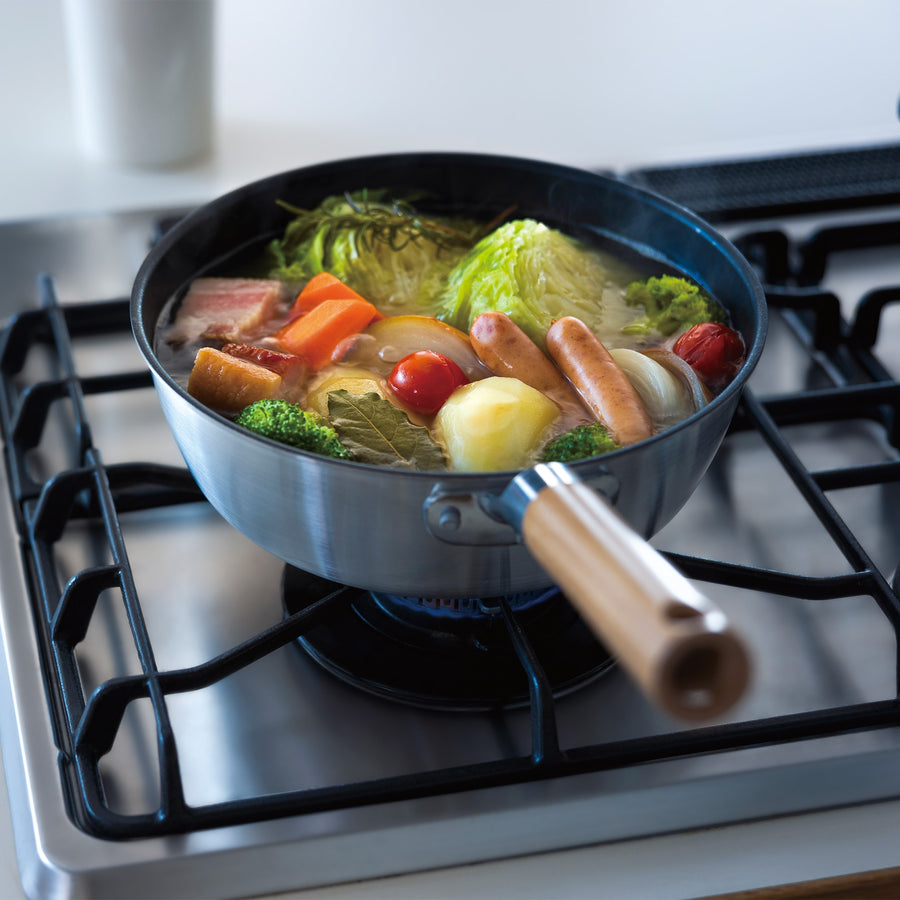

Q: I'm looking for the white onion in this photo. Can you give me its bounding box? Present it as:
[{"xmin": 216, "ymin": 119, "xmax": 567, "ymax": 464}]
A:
[
  {"xmin": 643, "ymin": 349, "xmax": 712, "ymax": 413},
  {"xmin": 609, "ymin": 348, "xmax": 697, "ymax": 428},
  {"xmin": 343, "ymin": 315, "xmax": 491, "ymax": 380}
]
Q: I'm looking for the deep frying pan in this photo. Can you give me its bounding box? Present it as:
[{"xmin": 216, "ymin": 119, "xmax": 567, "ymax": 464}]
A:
[{"xmin": 132, "ymin": 152, "xmax": 767, "ymax": 721}]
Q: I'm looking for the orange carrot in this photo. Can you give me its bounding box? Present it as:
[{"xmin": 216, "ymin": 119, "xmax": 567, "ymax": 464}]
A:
[
  {"xmin": 288, "ymin": 272, "xmax": 368, "ymax": 318},
  {"xmin": 276, "ymin": 298, "xmax": 380, "ymax": 370}
]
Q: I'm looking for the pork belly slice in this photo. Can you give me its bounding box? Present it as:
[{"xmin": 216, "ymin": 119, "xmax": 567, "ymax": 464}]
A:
[
  {"xmin": 187, "ymin": 346, "xmax": 285, "ymax": 413},
  {"xmin": 166, "ymin": 278, "xmax": 284, "ymax": 344}
]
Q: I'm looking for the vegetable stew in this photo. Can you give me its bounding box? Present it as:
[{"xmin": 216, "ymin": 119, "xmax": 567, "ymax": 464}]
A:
[{"xmin": 158, "ymin": 190, "xmax": 745, "ymax": 472}]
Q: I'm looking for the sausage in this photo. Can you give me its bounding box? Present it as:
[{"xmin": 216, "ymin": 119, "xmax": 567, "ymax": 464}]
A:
[
  {"xmin": 545, "ymin": 316, "xmax": 654, "ymax": 446},
  {"xmin": 470, "ymin": 312, "xmax": 589, "ymax": 417}
]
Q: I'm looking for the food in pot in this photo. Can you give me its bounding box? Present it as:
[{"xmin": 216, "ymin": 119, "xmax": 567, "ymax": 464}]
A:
[
  {"xmin": 540, "ymin": 422, "xmax": 620, "ymax": 463},
  {"xmin": 469, "ymin": 310, "xmax": 587, "ymax": 421},
  {"xmin": 267, "ymin": 191, "xmax": 487, "ymax": 312},
  {"xmin": 166, "ymin": 277, "xmax": 283, "ymax": 344},
  {"xmin": 434, "ymin": 377, "xmax": 561, "ymax": 471},
  {"xmin": 434, "ymin": 218, "xmax": 638, "ymax": 350},
  {"xmin": 304, "ymin": 367, "xmax": 387, "ymax": 419},
  {"xmin": 672, "ymin": 322, "xmax": 746, "ymax": 389},
  {"xmin": 186, "ymin": 345, "xmax": 305, "ymax": 413},
  {"xmin": 387, "ymin": 351, "xmax": 469, "ymax": 415},
  {"xmin": 546, "ymin": 316, "xmax": 654, "ymax": 447},
  {"xmin": 235, "ymin": 399, "xmax": 350, "ymax": 459},
  {"xmin": 347, "ymin": 315, "xmax": 490, "ymax": 381},
  {"xmin": 327, "ymin": 389, "xmax": 446, "ymax": 470},
  {"xmin": 622, "ymin": 274, "xmax": 727, "ymax": 338},
  {"xmin": 160, "ymin": 191, "xmax": 746, "ymax": 472},
  {"xmin": 607, "ymin": 349, "xmax": 704, "ymax": 430},
  {"xmin": 275, "ymin": 295, "xmax": 382, "ymax": 370}
]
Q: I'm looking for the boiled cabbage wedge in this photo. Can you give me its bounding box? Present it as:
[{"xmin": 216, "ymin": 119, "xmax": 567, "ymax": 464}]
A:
[
  {"xmin": 267, "ymin": 192, "xmax": 484, "ymax": 314},
  {"xmin": 433, "ymin": 219, "xmax": 641, "ymax": 350}
]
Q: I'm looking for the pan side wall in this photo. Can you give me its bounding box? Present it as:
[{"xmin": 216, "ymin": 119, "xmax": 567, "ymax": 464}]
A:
[{"xmin": 152, "ymin": 371, "xmax": 737, "ymax": 599}]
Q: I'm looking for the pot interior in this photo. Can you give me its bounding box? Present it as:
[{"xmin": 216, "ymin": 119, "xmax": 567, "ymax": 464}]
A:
[{"xmin": 136, "ymin": 152, "xmax": 766, "ymax": 381}]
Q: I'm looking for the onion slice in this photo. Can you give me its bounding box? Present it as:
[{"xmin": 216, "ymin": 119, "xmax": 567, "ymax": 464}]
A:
[
  {"xmin": 609, "ymin": 348, "xmax": 707, "ymax": 430},
  {"xmin": 343, "ymin": 315, "xmax": 491, "ymax": 381},
  {"xmin": 642, "ymin": 349, "xmax": 712, "ymax": 412}
]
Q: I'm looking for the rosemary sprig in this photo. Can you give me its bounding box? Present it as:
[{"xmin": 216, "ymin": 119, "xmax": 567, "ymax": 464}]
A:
[{"xmin": 273, "ymin": 191, "xmax": 514, "ymax": 257}]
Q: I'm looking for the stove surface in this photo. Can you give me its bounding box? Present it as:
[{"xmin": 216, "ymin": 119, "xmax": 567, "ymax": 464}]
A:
[{"xmin": 3, "ymin": 161, "xmax": 900, "ymax": 898}]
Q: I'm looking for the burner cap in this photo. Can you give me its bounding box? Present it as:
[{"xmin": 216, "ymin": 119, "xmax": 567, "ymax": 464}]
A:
[{"xmin": 281, "ymin": 566, "xmax": 615, "ymax": 711}]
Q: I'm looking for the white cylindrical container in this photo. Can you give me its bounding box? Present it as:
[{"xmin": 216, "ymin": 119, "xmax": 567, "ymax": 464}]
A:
[{"xmin": 63, "ymin": 0, "xmax": 214, "ymax": 167}]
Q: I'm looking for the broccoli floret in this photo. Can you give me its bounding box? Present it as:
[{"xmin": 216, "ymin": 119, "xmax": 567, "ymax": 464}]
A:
[
  {"xmin": 234, "ymin": 399, "xmax": 351, "ymax": 459},
  {"xmin": 622, "ymin": 275, "xmax": 726, "ymax": 338},
  {"xmin": 540, "ymin": 422, "xmax": 620, "ymax": 463}
]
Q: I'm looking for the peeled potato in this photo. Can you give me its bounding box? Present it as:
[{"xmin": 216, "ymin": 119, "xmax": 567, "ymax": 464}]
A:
[
  {"xmin": 304, "ymin": 366, "xmax": 387, "ymax": 418},
  {"xmin": 435, "ymin": 376, "xmax": 559, "ymax": 472}
]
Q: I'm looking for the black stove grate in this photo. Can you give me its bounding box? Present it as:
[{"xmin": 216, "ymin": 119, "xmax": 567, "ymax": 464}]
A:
[
  {"xmin": 625, "ymin": 142, "xmax": 900, "ymax": 222},
  {"xmin": 4, "ymin": 212, "xmax": 900, "ymax": 840}
]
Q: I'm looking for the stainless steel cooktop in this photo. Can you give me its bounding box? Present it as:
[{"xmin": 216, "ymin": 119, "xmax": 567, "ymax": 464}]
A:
[{"xmin": 3, "ymin": 161, "xmax": 900, "ymax": 898}]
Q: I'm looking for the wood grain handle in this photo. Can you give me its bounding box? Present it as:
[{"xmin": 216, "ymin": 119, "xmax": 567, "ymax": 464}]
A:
[{"xmin": 511, "ymin": 467, "xmax": 750, "ymax": 721}]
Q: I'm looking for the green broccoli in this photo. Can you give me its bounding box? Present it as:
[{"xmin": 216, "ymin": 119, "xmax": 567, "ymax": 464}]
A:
[
  {"xmin": 622, "ymin": 275, "xmax": 726, "ymax": 338},
  {"xmin": 234, "ymin": 399, "xmax": 351, "ymax": 459},
  {"xmin": 540, "ymin": 422, "xmax": 620, "ymax": 463}
]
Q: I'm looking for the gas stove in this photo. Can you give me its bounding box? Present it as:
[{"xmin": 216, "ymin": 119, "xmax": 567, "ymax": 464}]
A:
[{"xmin": 3, "ymin": 146, "xmax": 900, "ymax": 898}]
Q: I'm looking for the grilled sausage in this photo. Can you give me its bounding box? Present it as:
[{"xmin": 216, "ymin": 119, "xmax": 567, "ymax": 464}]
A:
[
  {"xmin": 546, "ymin": 316, "xmax": 654, "ymax": 446},
  {"xmin": 470, "ymin": 312, "xmax": 589, "ymax": 418}
]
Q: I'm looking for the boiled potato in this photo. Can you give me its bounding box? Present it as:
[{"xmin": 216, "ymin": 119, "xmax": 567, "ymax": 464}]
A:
[
  {"xmin": 304, "ymin": 367, "xmax": 386, "ymax": 418},
  {"xmin": 435, "ymin": 376, "xmax": 559, "ymax": 472}
]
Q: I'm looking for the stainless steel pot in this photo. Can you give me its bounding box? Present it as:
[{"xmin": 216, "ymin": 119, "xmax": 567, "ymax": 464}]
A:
[{"xmin": 132, "ymin": 152, "xmax": 767, "ymax": 720}]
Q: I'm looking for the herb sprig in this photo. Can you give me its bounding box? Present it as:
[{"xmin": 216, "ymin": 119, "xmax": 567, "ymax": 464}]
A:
[{"xmin": 274, "ymin": 191, "xmax": 484, "ymax": 257}]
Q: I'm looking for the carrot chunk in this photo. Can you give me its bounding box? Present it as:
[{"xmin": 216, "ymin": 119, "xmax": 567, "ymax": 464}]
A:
[
  {"xmin": 276, "ymin": 298, "xmax": 380, "ymax": 370},
  {"xmin": 288, "ymin": 272, "xmax": 369, "ymax": 318}
]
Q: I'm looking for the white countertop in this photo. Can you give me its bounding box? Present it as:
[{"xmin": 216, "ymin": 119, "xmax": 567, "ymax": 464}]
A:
[{"xmin": 3, "ymin": 1, "xmax": 900, "ymax": 897}]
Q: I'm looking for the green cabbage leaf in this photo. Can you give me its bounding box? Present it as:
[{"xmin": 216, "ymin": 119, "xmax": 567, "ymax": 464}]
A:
[
  {"xmin": 433, "ymin": 219, "xmax": 620, "ymax": 350},
  {"xmin": 267, "ymin": 192, "xmax": 483, "ymax": 314}
]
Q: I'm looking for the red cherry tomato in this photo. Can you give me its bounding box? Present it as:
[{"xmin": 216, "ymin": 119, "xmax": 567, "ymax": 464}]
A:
[
  {"xmin": 672, "ymin": 323, "xmax": 745, "ymax": 388},
  {"xmin": 388, "ymin": 351, "xmax": 469, "ymax": 414}
]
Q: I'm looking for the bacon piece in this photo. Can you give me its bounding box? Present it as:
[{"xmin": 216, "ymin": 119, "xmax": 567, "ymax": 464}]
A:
[
  {"xmin": 220, "ymin": 343, "xmax": 307, "ymax": 399},
  {"xmin": 166, "ymin": 278, "xmax": 283, "ymax": 344}
]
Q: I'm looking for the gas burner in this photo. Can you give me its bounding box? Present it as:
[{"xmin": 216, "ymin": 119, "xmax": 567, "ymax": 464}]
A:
[{"xmin": 281, "ymin": 566, "xmax": 615, "ymax": 710}]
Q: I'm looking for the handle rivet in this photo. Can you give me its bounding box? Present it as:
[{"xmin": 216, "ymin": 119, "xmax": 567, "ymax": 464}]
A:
[{"xmin": 438, "ymin": 506, "xmax": 462, "ymax": 531}]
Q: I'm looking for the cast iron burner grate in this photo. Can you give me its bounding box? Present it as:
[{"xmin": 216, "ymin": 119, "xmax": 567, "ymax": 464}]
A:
[
  {"xmin": 625, "ymin": 142, "xmax": 900, "ymax": 222},
  {"xmin": 282, "ymin": 568, "xmax": 614, "ymax": 710},
  {"xmin": 4, "ymin": 155, "xmax": 900, "ymax": 841}
]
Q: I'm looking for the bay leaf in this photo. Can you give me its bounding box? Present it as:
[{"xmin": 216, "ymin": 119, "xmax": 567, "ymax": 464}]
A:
[{"xmin": 327, "ymin": 390, "xmax": 446, "ymax": 471}]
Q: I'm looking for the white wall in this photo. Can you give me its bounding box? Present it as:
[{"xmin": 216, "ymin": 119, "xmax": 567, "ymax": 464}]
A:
[
  {"xmin": 215, "ymin": 0, "xmax": 900, "ymax": 167},
  {"xmin": 1, "ymin": 0, "xmax": 899, "ymax": 220}
]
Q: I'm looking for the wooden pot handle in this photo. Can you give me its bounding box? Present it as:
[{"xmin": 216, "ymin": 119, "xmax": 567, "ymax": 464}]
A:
[{"xmin": 498, "ymin": 463, "xmax": 750, "ymax": 722}]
